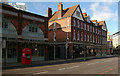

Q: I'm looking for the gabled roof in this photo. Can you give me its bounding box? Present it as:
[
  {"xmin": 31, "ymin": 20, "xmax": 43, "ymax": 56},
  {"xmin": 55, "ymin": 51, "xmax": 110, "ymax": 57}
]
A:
[
  {"xmin": 49, "ymin": 4, "xmax": 79, "ymax": 21},
  {"xmin": 98, "ymin": 21, "xmax": 105, "ymax": 26}
]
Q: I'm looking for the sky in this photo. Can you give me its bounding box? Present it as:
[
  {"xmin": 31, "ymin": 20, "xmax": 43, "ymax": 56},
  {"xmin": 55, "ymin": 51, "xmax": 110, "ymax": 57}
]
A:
[{"xmin": 10, "ymin": 2, "xmax": 118, "ymax": 35}]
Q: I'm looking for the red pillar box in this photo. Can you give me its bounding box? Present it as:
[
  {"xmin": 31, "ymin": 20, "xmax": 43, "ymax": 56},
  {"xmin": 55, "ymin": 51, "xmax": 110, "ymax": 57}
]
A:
[{"xmin": 22, "ymin": 48, "xmax": 31, "ymax": 64}]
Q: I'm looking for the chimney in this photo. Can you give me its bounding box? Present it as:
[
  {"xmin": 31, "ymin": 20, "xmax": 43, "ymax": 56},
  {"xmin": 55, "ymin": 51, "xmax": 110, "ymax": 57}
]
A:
[
  {"xmin": 58, "ymin": 2, "xmax": 63, "ymax": 19},
  {"xmin": 47, "ymin": 7, "xmax": 52, "ymax": 19}
]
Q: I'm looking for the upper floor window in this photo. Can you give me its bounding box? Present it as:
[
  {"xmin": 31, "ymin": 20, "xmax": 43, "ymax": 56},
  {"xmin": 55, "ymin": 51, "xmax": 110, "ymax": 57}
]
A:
[
  {"xmin": 67, "ymin": 31, "xmax": 69, "ymax": 40},
  {"xmin": 90, "ymin": 35, "xmax": 92, "ymax": 42},
  {"xmin": 77, "ymin": 20, "xmax": 79, "ymax": 28},
  {"xmin": 2, "ymin": 22, "xmax": 8, "ymax": 28},
  {"xmin": 54, "ymin": 22, "xmax": 56, "ymax": 29},
  {"xmin": 81, "ymin": 21, "xmax": 83, "ymax": 29},
  {"xmin": 73, "ymin": 18, "xmax": 75, "ymax": 26},
  {"xmin": 93, "ymin": 35, "xmax": 94, "ymax": 43},
  {"xmin": 81, "ymin": 32, "xmax": 83, "ymax": 41},
  {"xmin": 93, "ymin": 27, "xmax": 94, "ymax": 32},
  {"xmin": 84, "ymin": 23, "xmax": 86, "ymax": 30},
  {"xmin": 73, "ymin": 30, "xmax": 76, "ymax": 40},
  {"xmin": 87, "ymin": 24, "xmax": 89, "ymax": 31},
  {"xmin": 54, "ymin": 32, "xmax": 56, "ymax": 41},
  {"xmin": 67, "ymin": 18, "xmax": 69, "ymax": 26},
  {"xmin": 98, "ymin": 29, "xmax": 99, "ymax": 34},
  {"xmin": 77, "ymin": 31, "xmax": 79, "ymax": 40},
  {"xmin": 96, "ymin": 28, "xmax": 97, "ymax": 34},
  {"xmin": 87, "ymin": 34, "xmax": 89, "ymax": 42},
  {"xmin": 90, "ymin": 26, "xmax": 92, "ymax": 32},
  {"xmin": 29, "ymin": 26, "xmax": 38, "ymax": 32},
  {"xmin": 84, "ymin": 33, "xmax": 86, "ymax": 41},
  {"xmin": 76, "ymin": 11, "xmax": 80, "ymax": 17}
]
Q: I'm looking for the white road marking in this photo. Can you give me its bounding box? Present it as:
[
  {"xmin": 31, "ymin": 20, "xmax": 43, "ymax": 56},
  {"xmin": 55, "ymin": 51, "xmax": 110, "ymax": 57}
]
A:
[
  {"xmin": 34, "ymin": 71, "xmax": 48, "ymax": 74},
  {"xmin": 88, "ymin": 62, "xmax": 99, "ymax": 65},
  {"xmin": 58, "ymin": 65, "xmax": 80, "ymax": 71}
]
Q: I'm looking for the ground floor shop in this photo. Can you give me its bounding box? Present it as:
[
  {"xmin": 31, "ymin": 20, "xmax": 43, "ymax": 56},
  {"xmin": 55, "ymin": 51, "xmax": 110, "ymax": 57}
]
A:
[
  {"xmin": 2, "ymin": 40, "xmax": 48, "ymax": 63},
  {"xmin": 48, "ymin": 42, "xmax": 108, "ymax": 60}
]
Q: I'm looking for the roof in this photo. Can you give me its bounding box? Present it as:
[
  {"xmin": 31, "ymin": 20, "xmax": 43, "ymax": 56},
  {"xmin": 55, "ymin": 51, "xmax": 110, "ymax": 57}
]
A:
[
  {"xmin": 98, "ymin": 21, "xmax": 105, "ymax": 26},
  {"xmin": 84, "ymin": 16, "xmax": 89, "ymax": 18},
  {"xmin": 49, "ymin": 4, "xmax": 79, "ymax": 21},
  {"xmin": 82, "ymin": 13, "xmax": 87, "ymax": 16},
  {"xmin": 91, "ymin": 20, "xmax": 97, "ymax": 22}
]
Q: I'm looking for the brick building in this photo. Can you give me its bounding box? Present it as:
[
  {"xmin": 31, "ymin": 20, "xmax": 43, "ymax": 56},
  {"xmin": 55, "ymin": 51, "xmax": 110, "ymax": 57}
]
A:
[
  {"xmin": 1, "ymin": 3, "xmax": 49, "ymax": 63},
  {"xmin": 48, "ymin": 2, "xmax": 107, "ymax": 60}
]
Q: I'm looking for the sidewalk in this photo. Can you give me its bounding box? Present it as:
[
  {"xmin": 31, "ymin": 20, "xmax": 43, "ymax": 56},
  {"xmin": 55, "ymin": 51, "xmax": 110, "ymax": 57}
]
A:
[{"xmin": 2, "ymin": 55, "xmax": 117, "ymax": 70}]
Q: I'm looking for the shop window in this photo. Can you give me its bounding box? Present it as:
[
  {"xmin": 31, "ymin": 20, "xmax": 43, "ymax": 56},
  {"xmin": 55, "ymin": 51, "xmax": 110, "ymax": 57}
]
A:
[
  {"xmin": 2, "ymin": 22, "xmax": 8, "ymax": 28},
  {"xmin": 7, "ymin": 48, "xmax": 17, "ymax": 58}
]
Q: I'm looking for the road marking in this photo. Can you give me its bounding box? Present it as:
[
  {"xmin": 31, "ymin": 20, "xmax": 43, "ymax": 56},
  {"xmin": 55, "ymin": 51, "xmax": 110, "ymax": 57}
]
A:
[
  {"xmin": 88, "ymin": 62, "xmax": 99, "ymax": 65},
  {"xmin": 58, "ymin": 68, "xmax": 66, "ymax": 71},
  {"xmin": 34, "ymin": 71, "xmax": 48, "ymax": 74},
  {"xmin": 58, "ymin": 65, "xmax": 80, "ymax": 71}
]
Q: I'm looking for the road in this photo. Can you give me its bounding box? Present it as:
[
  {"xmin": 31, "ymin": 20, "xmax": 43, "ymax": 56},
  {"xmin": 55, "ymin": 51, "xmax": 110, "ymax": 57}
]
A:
[{"xmin": 2, "ymin": 57, "xmax": 118, "ymax": 76}]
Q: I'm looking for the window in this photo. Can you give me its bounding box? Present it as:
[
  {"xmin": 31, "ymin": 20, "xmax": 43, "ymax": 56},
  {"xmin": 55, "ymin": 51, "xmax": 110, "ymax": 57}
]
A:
[
  {"xmin": 54, "ymin": 22, "xmax": 56, "ymax": 29},
  {"xmin": 77, "ymin": 20, "xmax": 79, "ymax": 28},
  {"xmin": 2, "ymin": 22, "xmax": 8, "ymax": 28},
  {"xmin": 98, "ymin": 37, "xmax": 99, "ymax": 43},
  {"xmin": 98, "ymin": 29, "xmax": 99, "ymax": 34},
  {"xmin": 35, "ymin": 28, "xmax": 37, "ymax": 32},
  {"xmin": 54, "ymin": 32, "xmax": 56, "ymax": 41},
  {"xmin": 87, "ymin": 24, "xmax": 89, "ymax": 31},
  {"xmin": 93, "ymin": 27, "xmax": 94, "ymax": 32},
  {"xmin": 90, "ymin": 35, "xmax": 92, "ymax": 42},
  {"xmin": 73, "ymin": 30, "xmax": 76, "ymax": 40},
  {"xmin": 93, "ymin": 35, "xmax": 94, "ymax": 43},
  {"xmin": 77, "ymin": 31, "xmax": 79, "ymax": 40},
  {"xmin": 67, "ymin": 18, "xmax": 69, "ymax": 26},
  {"xmin": 96, "ymin": 28, "xmax": 97, "ymax": 33},
  {"xmin": 32, "ymin": 27, "xmax": 34, "ymax": 32},
  {"xmin": 29, "ymin": 27, "xmax": 31, "ymax": 32},
  {"xmin": 84, "ymin": 23, "xmax": 86, "ymax": 30},
  {"xmin": 81, "ymin": 21, "xmax": 83, "ymax": 29},
  {"xmin": 76, "ymin": 11, "xmax": 80, "ymax": 17},
  {"xmin": 84, "ymin": 33, "xmax": 86, "ymax": 41},
  {"xmin": 81, "ymin": 32, "xmax": 83, "ymax": 41},
  {"xmin": 87, "ymin": 35, "xmax": 89, "ymax": 42},
  {"xmin": 100, "ymin": 29, "xmax": 101, "ymax": 35},
  {"xmin": 73, "ymin": 18, "xmax": 75, "ymax": 26},
  {"xmin": 96, "ymin": 36, "xmax": 97, "ymax": 43},
  {"xmin": 67, "ymin": 31, "xmax": 69, "ymax": 40},
  {"xmin": 90, "ymin": 26, "xmax": 92, "ymax": 32}
]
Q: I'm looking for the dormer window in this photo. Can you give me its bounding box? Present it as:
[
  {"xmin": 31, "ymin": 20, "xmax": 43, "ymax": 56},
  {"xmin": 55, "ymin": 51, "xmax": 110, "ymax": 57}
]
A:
[{"xmin": 76, "ymin": 11, "xmax": 80, "ymax": 17}]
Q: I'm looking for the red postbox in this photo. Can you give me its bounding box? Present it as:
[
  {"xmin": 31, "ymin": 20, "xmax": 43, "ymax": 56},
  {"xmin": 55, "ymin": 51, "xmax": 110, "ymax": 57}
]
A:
[{"xmin": 22, "ymin": 48, "xmax": 31, "ymax": 64}]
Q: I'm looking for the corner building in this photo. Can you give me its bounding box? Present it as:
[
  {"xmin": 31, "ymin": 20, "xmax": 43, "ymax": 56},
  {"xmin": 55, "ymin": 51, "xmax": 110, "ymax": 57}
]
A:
[
  {"xmin": 48, "ymin": 2, "xmax": 107, "ymax": 59},
  {"xmin": 1, "ymin": 3, "xmax": 49, "ymax": 63}
]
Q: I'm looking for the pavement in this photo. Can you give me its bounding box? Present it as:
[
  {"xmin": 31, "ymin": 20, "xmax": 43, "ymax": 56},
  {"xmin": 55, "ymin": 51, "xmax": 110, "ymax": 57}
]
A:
[
  {"xmin": 2, "ymin": 56, "xmax": 119, "ymax": 76},
  {"xmin": 2, "ymin": 55, "xmax": 117, "ymax": 70}
]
